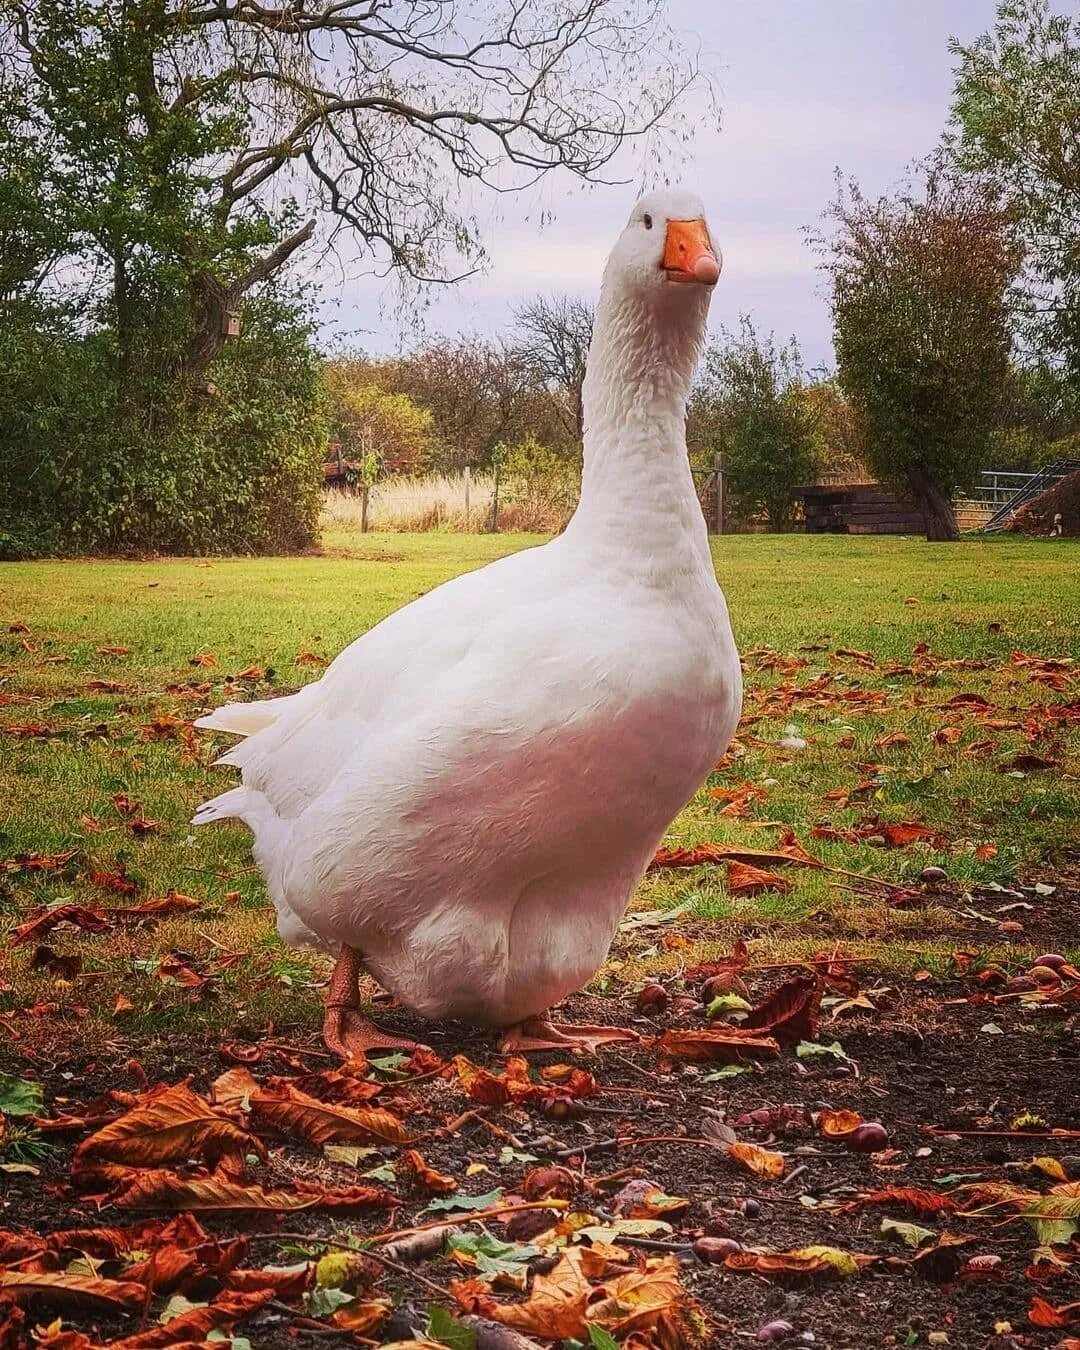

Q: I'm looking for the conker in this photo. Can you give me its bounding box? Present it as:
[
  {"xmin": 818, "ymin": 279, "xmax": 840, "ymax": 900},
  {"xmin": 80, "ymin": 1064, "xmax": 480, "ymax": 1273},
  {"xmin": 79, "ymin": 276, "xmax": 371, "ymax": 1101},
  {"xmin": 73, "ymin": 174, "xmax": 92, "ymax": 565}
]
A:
[
  {"xmin": 522, "ymin": 1166, "xmax": 577, "ymax": 1202},
  {"xmin": 693, "ymin": 1236, "xmax": 742, "ymax": 1264},
  {"xmin": 1029, "ymin": 964, "xmax": 1062, "ymax": 985},
  {"xmin": 1034, "ymin": 953, "xmax": 1067, "ymax": 971},
  {"xmin": 635, "ymin": 983, "xmax": 669, "ymax": 1014},
  {"xmin": 846, "ymin": 1122, "xmax": 890, "ymax": 1153},
  {"xmin": 757, "ymin": 1320, "xmax": 795, "ymax": 1343}
]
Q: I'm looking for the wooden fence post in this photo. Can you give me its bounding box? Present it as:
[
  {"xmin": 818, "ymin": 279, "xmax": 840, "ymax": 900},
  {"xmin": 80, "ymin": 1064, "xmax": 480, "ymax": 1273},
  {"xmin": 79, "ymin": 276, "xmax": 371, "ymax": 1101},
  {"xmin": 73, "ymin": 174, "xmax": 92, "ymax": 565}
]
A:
[
  {"xmin": 714, "ymin": 453, "xmax": 724, "ymax": 535},
  {"xmin": 464, "ymin": 465, "xmax": 471, "ymax": 527}
]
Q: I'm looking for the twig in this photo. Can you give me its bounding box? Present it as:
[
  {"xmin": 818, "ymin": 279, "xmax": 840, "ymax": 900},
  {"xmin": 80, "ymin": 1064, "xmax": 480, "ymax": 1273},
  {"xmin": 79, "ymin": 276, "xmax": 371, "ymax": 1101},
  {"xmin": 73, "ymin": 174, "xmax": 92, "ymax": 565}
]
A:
[
  {"xmin": 926, "ymin": 1127, "xmax": 1080, "ymax": 1139},
  {"xmin": 617, "ymin": 1235, "xmax": 695, "ymax": 1253},
  {"xmin": 370, "ymin": 1200, "xmax": 570, "ymax": 1244},
  {"xmin": 780, "ymin": 1164, "xmax": 809, "ymax": 1189}
]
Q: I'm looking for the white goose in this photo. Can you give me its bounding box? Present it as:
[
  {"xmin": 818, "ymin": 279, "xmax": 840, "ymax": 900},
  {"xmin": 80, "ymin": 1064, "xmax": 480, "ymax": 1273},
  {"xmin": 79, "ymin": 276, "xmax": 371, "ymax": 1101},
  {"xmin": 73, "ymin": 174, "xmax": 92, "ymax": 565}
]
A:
[{"xmin": 194, "ymin": 187, "xmax": 742, "ymax": 1057}]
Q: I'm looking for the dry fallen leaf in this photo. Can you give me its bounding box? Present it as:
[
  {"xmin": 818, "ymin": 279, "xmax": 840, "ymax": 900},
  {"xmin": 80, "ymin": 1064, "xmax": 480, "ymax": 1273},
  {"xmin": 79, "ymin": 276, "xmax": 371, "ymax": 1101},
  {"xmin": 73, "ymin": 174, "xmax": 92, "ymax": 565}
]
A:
[
  {"xmin": 250, "ymin": 1083, "xmax": 410, "ymax": 1146},
  {"xmin": 744, "ymin": 975, "xmax": 822, "ymax": 1046},
  {"xmin": 74, "ymin": 1081, "xmax": 261, "ymax": 1171},
  {"xmin": 655, "ymin": 1027, "xmax": 781, "ymax": 1064},
  {"xmin": 0, "ymin": 1270, "xmax": 144, "ymax": 1310}
]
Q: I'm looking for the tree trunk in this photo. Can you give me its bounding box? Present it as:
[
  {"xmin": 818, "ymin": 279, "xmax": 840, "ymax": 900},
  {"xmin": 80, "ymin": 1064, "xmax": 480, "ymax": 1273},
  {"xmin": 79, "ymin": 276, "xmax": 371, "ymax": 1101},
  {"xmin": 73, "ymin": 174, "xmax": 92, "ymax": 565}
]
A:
[{"xmin": 908, "ymin": 468, "xmax": 960, "ymax": 541}]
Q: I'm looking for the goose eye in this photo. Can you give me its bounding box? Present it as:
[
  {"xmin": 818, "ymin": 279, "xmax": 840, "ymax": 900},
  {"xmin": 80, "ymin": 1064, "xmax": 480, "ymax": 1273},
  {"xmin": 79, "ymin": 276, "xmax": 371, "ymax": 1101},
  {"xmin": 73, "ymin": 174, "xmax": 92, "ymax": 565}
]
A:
[{"xmin": 643, "ymin": 213, "xmax": 653, "ymax": 230}]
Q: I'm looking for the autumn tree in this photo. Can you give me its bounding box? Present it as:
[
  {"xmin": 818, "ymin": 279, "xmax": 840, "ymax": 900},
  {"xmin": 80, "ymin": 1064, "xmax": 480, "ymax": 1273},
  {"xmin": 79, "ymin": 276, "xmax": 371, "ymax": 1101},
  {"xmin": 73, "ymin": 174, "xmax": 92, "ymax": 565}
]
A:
[
  {"xmin": 690, "ymin": 319, "xmax": 819, "ymax": 531},
  {"xmin": 324, "ymin": 359, "xmax": 435, "ymax": 474},
  {"xmin": 948, "ymin": 0, "xmax": 1080, "ymax": 380},
  {"xmin": 816, "ymin": 168, "xmax": 1021, "ymax": 541},
  {"xmin": 0, "ymin": 0, "xmax": 697, "ymax": 554},
  {"xmin": 512, "ymin": 294, "xmax": 594, "ymax": 445}
]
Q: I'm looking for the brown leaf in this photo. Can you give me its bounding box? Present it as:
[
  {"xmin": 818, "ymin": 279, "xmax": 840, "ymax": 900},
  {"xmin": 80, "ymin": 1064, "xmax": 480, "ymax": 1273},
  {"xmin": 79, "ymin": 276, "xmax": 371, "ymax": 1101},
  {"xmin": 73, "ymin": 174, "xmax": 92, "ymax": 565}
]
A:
[
  {"xmin": 11, "ymin": 904, "xmax": 110, "ymax": 947},
  {"xmin": 112, "ymin": 1170, "xmax": 392, "ymax": 1213},
  {"xmin": 74, "ymin": 1081, "xmax": 262, "ymax": 1171},
  {"xmin": 89, "ymin": 867, "xmax": 140, "ymax": 896},
  {"xmin": 654, "ymin": 1028, "xmax": 781, "ymax": 1064},
  {"xmin": 744, "ymin": 975, "xmax": 822, "ymax": 1045},
  {"xmin": 97, "ymin": 646, "xmax": 130, "ymax": 656},
  {"xmin": 726, "ymin": 861, "xmax": 792, "ymax": 896},
  {"xmin": 294, "ymin": 650, "xmax": 328, "ymax": 667},
  {"xmin": 0, "ymin": 1271, "xmax": 144, "ymax": 1310},
  {"xmin": 2, "ymin": 850, "xmax": 77, "ymax": 874},
  {"xmin": 453, "ymin": 1055, "xmax": 596, "ymax": 1106},
  {"xmin": 106, "ymin": 1289, "xmax": 273, "ymax": 1348},
  {"xmin": 878, "ymin": 821, "xmax": 937, "ymax": 848},
  {"xmin": 29, "ymin": 946, "xmax": 82, "ymax": 980},
  {"xmin": 453, "ymin": 1246, "xmax": 594, "ymax": 1340},
  {"xmin": 226, "ymin": 1266, "xmax": 312, "ymax": 1299},
  {"xmin": 112, "ymin": 891, "xmax": 200, "ymax": 922},
  {"xmin": 190, "ymin": 652, "xmax": 217, "ymax": 668},
  {"xmin": 848, "ymin": 1187, "xmax": 958, "ymax": 1216},
  {"xmin": 331, "ymin": 1298, "xmax": 392, "ymax": 1334},
  {"xmin": 1029, "ymin": 1296, "xmax": 1080, "ymax": 1329},
  {"xmin": 588, "ymin": 1256, "xmax": 685, "ymax": 1339},
  {"xmin": 728, "ymin": 1141, "xmax": 786, "ymax": 1178},
  {"xmin": 651, "ymin": 838, "xmax": 820, "ymax": 871},
  {"xmin": 911, "ymin": 1234, "xmax": 976, "ymax": 1283},
  {"xmin": 402, "ymin": 1149, "xmax": 458, "ymax": 1195},
  {"xmin": 932, "ymin": 726, "xmax": 963, "ymax": 746},
  {"xmin": 251, "ymin": 1083, "xmax": 410, "ymax": 1145},
  {"xmin": 724, "ymin": 1249, "xmax": 853, "ymax": 1284}
]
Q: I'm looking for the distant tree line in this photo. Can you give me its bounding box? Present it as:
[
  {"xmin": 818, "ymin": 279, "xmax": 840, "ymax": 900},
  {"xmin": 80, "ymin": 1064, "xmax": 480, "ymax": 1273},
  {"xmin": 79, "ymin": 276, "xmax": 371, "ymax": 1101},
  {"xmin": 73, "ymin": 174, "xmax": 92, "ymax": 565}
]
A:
[{"xmin": 0, "ymin": 0, "xmax": 693, "ymax": 557}]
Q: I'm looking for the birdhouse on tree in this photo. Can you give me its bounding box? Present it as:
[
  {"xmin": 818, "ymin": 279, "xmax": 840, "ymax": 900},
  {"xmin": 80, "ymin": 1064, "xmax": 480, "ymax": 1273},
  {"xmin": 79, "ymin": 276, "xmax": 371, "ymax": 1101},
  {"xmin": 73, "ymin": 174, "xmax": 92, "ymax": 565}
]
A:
[{"xmin": 221, "ymin": 310, "xmax": 241, "ymax": 339}]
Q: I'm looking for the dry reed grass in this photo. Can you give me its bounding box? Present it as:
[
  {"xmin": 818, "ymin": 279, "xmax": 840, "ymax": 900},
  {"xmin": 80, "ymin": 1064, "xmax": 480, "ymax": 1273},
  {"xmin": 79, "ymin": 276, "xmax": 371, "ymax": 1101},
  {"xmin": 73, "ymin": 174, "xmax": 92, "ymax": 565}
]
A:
[{"xmin": 320, "ymin": 472, "xmax": 572, "ymax": 534}]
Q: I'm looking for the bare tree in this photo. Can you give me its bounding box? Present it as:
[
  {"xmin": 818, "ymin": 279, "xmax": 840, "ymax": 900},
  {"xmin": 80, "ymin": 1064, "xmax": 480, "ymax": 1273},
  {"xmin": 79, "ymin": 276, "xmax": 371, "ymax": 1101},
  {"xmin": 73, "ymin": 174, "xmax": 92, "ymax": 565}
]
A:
[
  {"xmin": 4, "ymin": 0, "xmax": 697, "ymax": 381},
  {"xmin": 512, "ymin": 293, "xmax": 594, "ymax": 443}
]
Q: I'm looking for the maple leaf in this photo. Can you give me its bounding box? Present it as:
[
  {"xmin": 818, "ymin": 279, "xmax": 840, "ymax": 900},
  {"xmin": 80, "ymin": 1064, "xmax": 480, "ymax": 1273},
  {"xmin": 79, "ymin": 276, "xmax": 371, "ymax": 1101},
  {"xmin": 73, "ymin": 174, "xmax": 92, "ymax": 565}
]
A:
[
  {"xmin": 744, "ymin": 975, "xmax": 822, "ymax": 1045},
  {"xmin": 74, "ymin": 1082, "xmax": 262, "ymax": 1171},
  {"xmin": 250, "ymin": 1083, "xmax": 410, "ymax": 1145},
  {"xmin": 727, "ymin": 861, "xmax": 792, "ymax": 895},
  {"xmin": 655, "ymin": 1027, "xmax": 781, "ymax": 1064}
]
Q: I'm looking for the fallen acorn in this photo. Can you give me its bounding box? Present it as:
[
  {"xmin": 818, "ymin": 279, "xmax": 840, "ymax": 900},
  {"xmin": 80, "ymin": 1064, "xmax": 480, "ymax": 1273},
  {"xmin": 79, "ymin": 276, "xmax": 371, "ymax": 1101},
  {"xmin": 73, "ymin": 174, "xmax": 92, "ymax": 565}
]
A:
[
  {"xmin": 635, "ymin": 983, "xmax": 669, "ymax": 1014},
  {"xmin": 694, "ymin": 1236, "xmax": 743, "ymax": 1264},
  {"xmin": 846, "ymin": 1122, "xmax": 890, "ymax": 1153}
]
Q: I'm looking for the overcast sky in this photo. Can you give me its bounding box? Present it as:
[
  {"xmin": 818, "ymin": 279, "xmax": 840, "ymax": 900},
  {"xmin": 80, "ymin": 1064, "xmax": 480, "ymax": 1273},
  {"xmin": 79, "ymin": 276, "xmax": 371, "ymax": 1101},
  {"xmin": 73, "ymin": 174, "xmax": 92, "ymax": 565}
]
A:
[{"xmin": 318, "ymin": 0, "xmax": 1003, "ymax": 369}]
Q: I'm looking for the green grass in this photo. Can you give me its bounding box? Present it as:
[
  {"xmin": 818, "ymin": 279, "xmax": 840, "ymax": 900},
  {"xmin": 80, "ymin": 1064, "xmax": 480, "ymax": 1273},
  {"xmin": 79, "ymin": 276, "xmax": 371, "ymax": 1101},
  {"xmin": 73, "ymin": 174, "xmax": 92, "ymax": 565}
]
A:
[{"xmin": 1, "ymin": 531, "xmax": 1077, "ymax": 1054}]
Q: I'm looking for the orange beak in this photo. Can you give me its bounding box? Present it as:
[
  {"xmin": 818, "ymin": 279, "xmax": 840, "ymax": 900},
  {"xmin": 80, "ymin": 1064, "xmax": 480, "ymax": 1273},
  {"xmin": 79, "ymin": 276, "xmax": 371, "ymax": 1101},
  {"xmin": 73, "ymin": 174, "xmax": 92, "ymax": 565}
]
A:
[{"xmin": 662, "ymin": 218, "xmax": 721, "ymax": 285}]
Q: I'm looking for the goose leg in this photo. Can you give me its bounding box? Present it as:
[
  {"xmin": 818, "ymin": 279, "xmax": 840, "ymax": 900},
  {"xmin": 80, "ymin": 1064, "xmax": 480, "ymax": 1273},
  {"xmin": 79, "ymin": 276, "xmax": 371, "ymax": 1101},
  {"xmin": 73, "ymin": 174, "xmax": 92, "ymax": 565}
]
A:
[
  {"xmin": 323, "ymin": 945, "xmax": 422, "ymax": 1057},
  {"xmin": 499, "ymin": 1014, "xmax": 639, "ymax": 1056}
]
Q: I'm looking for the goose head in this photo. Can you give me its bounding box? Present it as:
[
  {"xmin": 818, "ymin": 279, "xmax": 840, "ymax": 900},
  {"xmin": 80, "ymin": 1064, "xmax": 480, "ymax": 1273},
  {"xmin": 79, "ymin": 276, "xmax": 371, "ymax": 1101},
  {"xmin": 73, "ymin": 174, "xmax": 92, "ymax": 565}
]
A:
[
  {"xmin": 586, "ymin": 187, "xmax": 721, "ymax": 415},
  {"xmin": 602, "ymin": 186, "xmax": 721, "ymax": 299}
]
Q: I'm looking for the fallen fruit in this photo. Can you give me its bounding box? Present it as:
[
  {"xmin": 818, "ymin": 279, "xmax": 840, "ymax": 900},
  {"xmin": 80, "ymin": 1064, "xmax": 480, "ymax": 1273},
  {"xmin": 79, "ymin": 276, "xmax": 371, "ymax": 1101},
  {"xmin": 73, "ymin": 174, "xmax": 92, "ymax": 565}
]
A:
[
  {"xmin": 694, "ymin": 1236, "xmax": 742, "ymax": 1263},
  {"xmin": 919, "ymin": 866, "xmax": 947, "ymax": 883},
  {"xmin": 522, "ymin": 1166, "xmax": 577, "ymax": 1202},
  {"xmin": 739, "ymin": 1198, "xmax": 761, "ymax": 1218},
  {"xmin": 1004, "ymin": 976, "xmax": 1037, "ymax": 993},
  {"xmin": 1029, "ymin": 965, "xmax": 1062, "ymax": 985},
  {"xmin": 635, "ymin": 983, "xmax": 669, "ymax": 1014},
  {"xmin": 847, "ymin": 1122, "xmax": 890, "ymax": 1153},
  {"xmin": 757, "ymin": 1320, "xmax": 795, "ymax": 1343},
  {"xmin": 1033, "ymin": 953, "xmax": 1067, "ymax": 971}
]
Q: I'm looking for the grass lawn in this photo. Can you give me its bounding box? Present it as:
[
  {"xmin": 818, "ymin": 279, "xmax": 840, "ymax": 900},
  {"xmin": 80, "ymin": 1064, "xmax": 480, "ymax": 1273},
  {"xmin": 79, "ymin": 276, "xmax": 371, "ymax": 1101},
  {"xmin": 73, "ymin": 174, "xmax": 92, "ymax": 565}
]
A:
[
  {"xmin": 2, "ymin": 530, "xmax": 1079, "ymax": 1350},
  {"xmin": 0, "ymin": 530, "xmax": 1077, "ymax": 1053}
]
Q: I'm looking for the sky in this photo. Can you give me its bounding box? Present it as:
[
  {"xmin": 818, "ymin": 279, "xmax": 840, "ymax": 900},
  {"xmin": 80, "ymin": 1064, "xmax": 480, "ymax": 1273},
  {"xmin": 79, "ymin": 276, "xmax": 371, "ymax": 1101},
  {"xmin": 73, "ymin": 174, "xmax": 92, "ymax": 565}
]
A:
[{"xmin": 317, "ymin": 0, "xmax": 1003, "ymax": 369}]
